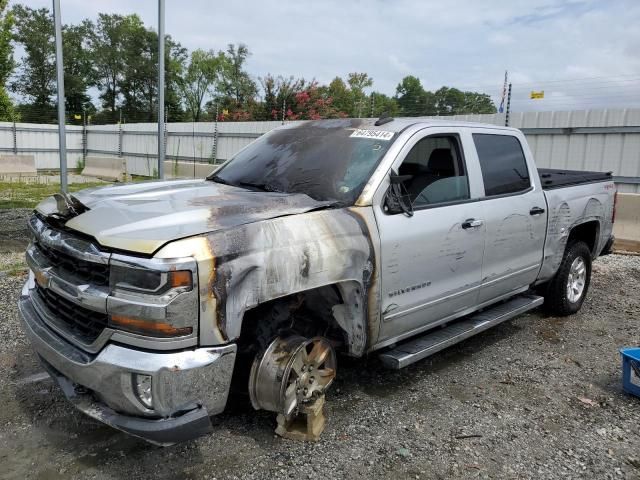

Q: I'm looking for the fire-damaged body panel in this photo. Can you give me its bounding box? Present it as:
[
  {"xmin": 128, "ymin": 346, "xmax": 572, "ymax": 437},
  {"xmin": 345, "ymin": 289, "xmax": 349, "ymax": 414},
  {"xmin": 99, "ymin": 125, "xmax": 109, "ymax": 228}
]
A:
[
  {"xmin": 156, "ymin": 207, "xmax": 381, "ymax": 354},
  {"xmin": 36, "ymin": 180, "xmax": 335, "ymax": 255}
]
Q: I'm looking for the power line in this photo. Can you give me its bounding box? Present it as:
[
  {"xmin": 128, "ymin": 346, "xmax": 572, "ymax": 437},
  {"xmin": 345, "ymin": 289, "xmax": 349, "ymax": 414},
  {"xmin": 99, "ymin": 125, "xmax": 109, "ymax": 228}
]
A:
[
  {"xmin": 509, "ymin": 93, "xmax": 640, "ymax": 102},
  {"xmin": 453, "ymin": 74, "xmax": 640, "ymax": 91}
]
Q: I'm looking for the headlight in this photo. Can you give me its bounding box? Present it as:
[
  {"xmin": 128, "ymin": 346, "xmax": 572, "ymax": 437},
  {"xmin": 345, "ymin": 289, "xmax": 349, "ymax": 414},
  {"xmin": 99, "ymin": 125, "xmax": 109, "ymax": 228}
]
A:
[
  {"xmin": 107, "ymin": 258, "xmax": 197, "ymax": 338},
  {"xmin": 110, "ymin": 265, "xmax": 192, "ymax": 294}
]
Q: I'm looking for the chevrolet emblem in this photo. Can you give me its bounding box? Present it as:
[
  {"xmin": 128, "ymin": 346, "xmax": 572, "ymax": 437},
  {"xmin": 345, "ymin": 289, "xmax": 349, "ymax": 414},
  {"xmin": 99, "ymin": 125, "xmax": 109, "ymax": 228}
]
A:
[{"xmin": 34, "ymin": 271, "xmax": 49, "ymax": 288}]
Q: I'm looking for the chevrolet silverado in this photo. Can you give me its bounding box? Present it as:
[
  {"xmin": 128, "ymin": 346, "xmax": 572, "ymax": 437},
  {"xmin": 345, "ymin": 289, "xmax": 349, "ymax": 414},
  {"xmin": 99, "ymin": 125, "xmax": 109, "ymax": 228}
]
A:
[{"xmin": 18, "ymin": 117, "xmax": 616, "ymax": 445}]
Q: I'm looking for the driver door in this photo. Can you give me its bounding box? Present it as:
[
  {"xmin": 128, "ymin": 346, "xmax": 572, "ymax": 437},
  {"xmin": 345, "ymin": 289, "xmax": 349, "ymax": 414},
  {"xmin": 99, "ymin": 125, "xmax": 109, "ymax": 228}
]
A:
[{"xmin": 373, "ymin": 128, "xmax": 486, "ymax": 345}]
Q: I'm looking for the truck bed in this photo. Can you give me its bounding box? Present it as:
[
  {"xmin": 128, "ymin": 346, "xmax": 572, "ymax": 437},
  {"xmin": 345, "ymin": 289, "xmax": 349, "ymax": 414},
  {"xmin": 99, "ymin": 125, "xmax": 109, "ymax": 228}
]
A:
[{"xmin": 538, "ymin": 168, "xmax": 613, "ymax": 190}]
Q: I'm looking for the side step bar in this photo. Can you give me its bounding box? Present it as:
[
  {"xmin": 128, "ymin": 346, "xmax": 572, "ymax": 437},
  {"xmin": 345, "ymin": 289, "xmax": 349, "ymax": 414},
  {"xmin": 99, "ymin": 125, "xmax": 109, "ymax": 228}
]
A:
[{"xmin": 378, "ymin": 294, "xmax": 544, "ymax": 369}]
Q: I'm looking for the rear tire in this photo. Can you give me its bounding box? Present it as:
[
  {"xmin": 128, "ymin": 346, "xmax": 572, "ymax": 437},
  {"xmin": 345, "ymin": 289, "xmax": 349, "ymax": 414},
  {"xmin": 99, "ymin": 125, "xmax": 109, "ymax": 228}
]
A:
[{"xmin": 543, "ymin": 241, "xmax": 592, "ymax": 316}]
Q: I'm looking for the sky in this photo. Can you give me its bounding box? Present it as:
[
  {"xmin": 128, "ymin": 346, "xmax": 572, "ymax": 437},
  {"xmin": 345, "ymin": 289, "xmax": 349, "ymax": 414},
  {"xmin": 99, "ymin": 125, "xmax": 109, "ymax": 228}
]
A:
[{"xmin": 17, "ymin": 0, "xmax": 640, "ymax": 112}]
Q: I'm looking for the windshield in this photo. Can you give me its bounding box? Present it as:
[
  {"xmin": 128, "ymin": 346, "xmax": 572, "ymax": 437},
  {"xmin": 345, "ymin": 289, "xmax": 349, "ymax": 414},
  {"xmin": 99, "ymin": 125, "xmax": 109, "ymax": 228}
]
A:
[{"xmin": 210, "ymin": 119, "xmax": 397, "ymax": 204}]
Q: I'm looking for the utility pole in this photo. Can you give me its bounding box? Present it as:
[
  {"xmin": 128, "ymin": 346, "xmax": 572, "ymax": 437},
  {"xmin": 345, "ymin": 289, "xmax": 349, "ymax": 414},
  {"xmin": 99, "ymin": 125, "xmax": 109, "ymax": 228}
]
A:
[
  {"xmin": 157, "ymin": 0, "xmax": 166, "ymax": 179},
  {"xmin": 82, "ymin": 106, "xmax": 87, "ymax": 161},
  {"xmin": 211, "ymin": 102, "xmax": 218, "ymax": 164},
  {"xmin": 53, "ymin": 0, "xmax": 67, "ymax": 192},
  {"xmin": 505, "ymin": 83, "xmax": 512, "ymax": 127},
  {"xmin": 282, "ymin": 98, "xmax": 286, "ymax": 125}
]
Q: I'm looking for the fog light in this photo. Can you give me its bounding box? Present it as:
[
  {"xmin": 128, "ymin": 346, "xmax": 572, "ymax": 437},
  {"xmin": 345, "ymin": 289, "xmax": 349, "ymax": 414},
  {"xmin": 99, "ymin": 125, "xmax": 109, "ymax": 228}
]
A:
[{"xmin": 133, "ymin": 373, "xmax": 153, "ymax": 409}]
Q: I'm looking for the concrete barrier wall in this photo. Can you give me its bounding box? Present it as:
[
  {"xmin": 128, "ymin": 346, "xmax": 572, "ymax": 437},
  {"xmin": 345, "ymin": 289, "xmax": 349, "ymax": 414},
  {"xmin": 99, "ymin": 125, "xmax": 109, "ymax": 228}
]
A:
[
  {"xmin": 613, "ymin": 193, "xmax": 640, "ymax": 253},
  {"xmin": 82, "ymin": 156, "xmax": 125, "ymax": 182},
  {"xmin": 0, "ymin": 155, "xmax": 36, "ymax": 174},
  {"xmin": 164, "ymin": 161, "xmax": 217, "ymax": 179},
  {"xmin": 77, "ymin": 155, "xmax": 218, "ymax": 179}
]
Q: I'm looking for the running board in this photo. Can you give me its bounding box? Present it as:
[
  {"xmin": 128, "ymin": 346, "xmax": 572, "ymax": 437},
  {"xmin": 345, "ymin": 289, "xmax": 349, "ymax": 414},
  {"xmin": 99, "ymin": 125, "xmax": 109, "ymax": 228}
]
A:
[{"xmin": 378, "ymin": 294, "xmax": 544, "ymax": 369}]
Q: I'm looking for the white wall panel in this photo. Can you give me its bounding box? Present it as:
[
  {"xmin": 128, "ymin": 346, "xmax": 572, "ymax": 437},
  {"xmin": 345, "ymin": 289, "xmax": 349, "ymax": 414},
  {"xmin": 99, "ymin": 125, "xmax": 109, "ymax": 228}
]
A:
[{"xmin": 3, "ymin": 112, "xmax": 639, "ymax": 192}]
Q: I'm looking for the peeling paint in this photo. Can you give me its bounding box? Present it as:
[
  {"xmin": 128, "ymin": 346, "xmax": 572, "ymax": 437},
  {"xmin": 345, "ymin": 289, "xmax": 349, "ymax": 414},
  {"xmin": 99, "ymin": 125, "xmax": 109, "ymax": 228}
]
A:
[{"xmin": 159, "ymin": 207, "xmax": 378, "ymax": 355}]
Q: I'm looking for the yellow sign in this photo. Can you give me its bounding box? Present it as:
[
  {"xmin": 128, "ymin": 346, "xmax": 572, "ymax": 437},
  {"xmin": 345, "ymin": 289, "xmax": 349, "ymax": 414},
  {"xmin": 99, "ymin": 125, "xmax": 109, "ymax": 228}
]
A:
[
  {"xmin": 74, "ymin": 114, "xmax": 82, "ymax": 120},
  {"xmin": 530, "ymin": 91, "xmax": 544, "ymax": 99}
]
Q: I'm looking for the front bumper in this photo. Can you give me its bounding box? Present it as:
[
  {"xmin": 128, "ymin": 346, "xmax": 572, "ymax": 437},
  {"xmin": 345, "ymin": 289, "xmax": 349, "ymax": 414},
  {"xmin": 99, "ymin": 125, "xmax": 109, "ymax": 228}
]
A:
[{"xmin": 18, "ymin": 295, "xmax": 237, "ymax": 446}]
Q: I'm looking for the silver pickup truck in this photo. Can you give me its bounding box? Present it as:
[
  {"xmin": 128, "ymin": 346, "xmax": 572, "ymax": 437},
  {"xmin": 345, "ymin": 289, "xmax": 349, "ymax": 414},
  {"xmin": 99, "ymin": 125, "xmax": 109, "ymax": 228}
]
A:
[{"xmin": 18, "ymin": 118, "xmax": 616, "ymax": 445}]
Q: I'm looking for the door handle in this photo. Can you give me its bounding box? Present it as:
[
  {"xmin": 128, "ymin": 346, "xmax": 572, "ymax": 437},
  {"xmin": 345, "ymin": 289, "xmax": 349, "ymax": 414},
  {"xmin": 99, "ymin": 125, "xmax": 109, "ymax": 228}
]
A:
[
  {"xmin": 462, "ymin": 218, "xmax": 483, "ymax": 229},
  {"xmin": 529, "ymin": 206, "xmax": 545, "ymax": 216}
]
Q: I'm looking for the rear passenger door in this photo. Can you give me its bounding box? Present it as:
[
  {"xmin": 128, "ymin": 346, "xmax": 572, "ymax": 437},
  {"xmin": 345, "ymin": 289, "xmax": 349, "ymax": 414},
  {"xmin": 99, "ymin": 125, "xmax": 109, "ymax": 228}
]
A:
[{"xmin": 471, "ymin": 130, "xmax": 547, "ymax": 304}]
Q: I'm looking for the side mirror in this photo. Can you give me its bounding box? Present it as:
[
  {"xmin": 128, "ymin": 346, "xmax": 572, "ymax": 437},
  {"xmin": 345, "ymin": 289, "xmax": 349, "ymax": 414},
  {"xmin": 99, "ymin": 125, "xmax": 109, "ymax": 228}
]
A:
[
  {"xmin": 385, "ymin": 171, "xmax": 414, "ymax": 216},
  {"xmin": 384, "ymin": 189, "xmax": 404, "ymax": 215}
]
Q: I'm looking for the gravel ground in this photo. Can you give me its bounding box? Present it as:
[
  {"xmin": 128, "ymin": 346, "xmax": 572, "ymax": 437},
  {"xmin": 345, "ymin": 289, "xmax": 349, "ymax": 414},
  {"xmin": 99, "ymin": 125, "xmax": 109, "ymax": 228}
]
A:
[
  {"xmin": 0, "ymin": 210, "xmax": 639, "ymax": 480},
  {"xmin": 0, "ymin": 208, "xmax": 31, "ymax": 254}
]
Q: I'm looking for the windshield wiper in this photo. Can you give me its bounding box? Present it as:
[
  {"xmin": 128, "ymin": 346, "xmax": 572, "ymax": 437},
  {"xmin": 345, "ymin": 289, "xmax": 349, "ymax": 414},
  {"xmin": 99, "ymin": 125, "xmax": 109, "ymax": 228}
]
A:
[
  {"xmin": 208, "ymin": 175, "xmax": 275, "ymax": 193},
  {"xmin": 207, "ymin": 174, "xmax": 235, "ymax": 186},
  {"xmin": 310, "ymin": 200, "xmax": 346, "ymax": 210},
  {"xmin": 237, "ymin": 181, "xmax": 273, "ymax": 192}
]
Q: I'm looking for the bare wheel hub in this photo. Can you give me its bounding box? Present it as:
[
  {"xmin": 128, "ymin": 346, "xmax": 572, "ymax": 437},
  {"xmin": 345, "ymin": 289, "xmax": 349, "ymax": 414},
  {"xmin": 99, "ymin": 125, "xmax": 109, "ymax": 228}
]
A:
[{"xmin": 249, "ymin": 336, "xmax": 336, "ymax": 415}]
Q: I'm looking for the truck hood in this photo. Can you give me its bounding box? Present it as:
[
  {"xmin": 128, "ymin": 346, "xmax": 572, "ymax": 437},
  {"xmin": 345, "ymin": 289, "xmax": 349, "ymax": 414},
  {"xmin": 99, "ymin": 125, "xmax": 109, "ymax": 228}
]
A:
[{"xmin": 35, "ymin": 179, "xmax": 333, "ymax": 254}]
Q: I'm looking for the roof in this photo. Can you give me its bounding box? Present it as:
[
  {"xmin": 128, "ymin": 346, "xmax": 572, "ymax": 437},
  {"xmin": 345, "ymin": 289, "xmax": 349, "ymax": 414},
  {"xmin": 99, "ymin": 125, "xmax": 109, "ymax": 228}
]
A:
[
  {"xmin": 360, "ymin": 117, "xmax": 520, "ymax": 133},
  {"xmin": 282, "ymin": 117, "xmax": 519, "ymax": 134}
]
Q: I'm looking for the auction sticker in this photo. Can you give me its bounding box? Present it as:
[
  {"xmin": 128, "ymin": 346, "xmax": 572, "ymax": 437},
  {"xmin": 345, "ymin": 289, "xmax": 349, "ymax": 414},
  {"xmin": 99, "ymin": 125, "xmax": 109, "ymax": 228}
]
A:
[{"xmin": 350, "ymin": 129, "xmax": 394, "ymax": 141}]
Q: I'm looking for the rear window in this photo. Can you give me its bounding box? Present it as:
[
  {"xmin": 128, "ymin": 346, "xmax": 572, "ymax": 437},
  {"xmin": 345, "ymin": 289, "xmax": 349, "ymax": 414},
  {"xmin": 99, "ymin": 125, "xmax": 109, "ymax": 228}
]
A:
[{"xmin": 473, "ymin": 134, "xmax": 531, "ymax": 196}]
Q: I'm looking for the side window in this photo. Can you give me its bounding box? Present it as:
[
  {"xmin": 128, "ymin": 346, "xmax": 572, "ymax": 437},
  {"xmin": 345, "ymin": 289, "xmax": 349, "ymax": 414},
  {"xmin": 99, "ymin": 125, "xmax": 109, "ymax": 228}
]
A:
[
  {"xmin": 397, "ymin": 135, "xmax": 469, "ymax": 208},
  {"xmin": 473, "ymin": 134, "xmax": 531, "ymax": 196}
]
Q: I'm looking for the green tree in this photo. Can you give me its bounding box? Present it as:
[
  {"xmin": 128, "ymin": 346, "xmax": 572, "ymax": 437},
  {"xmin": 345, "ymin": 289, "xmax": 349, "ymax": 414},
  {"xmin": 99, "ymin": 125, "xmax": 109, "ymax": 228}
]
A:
[
  {"xmin": 179, "ymin": 49, "xmax": 226, "ymax": 121},
  {"xmin": 258, "ymin": 74, "xmax": 308, "ymax": 120},
  {"xmin": 369, "ymin": 92, "xmax": 399, "ymax": 117},
  {"xmin": 432, "ymin": 87, "xmax": 496, "ymax": 115},
  {"xmin": 347, "ymin": 72, "xmax": 373, "ymax": 117},
  {"xmin": 90, "ymin": 13, "xmax": 136, "ymax": 121},
  {"xmin": 0, "ymin": 0, "xmax": 15, "ymax": 120},
  {"xmin": 462, "ymin": 91, "xmax": 496, "ymax": 114},
  {"xmin": 433, "ymin": 86, "xmax": 465, "ymax": 115},
  {"xmin": 322, "ymin": 77, "xmax": 351, "ymax": 114},
  {"xmin": 11, "ymin": 5, "xmax": 55, "ymax": 122},
  {"xmin": 119, "ymin": 24, "xmax": 157, "ymax": 120},
  {"xmin": 395, "ymin": 77, "xmax": 495, "ymax": 116},
  {"xmin": 91, "ymin": 13, "xmax": 186, "ymax": 123},
  {"xmin": 164, "ymin": 36, "xmax": 188, "ymax": 122},
  {"xmin": 286, "ymin": 82, "xmax": 348, "ymax": 120},
  {"xmin": 216, "ymin": 43, "xmax": 257, "ymax": 112},
  {"xmin": 63, "ymin": 20, "xmax": 94, "ymax": 123},
  {"xmin": 395, "ymin": 75, "xmax": 434, "ymax": 116}
]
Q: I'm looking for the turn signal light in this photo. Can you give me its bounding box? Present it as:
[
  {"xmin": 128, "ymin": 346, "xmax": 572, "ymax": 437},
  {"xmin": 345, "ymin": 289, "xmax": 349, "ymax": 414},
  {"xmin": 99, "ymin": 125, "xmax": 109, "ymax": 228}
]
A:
[
  {"xmin": 169, "ymin": 270, "xmax": 193, "ymax": 289},
  {"xmin": 110, "ymin": 315, "xmax": 193, "ymax": 338}
]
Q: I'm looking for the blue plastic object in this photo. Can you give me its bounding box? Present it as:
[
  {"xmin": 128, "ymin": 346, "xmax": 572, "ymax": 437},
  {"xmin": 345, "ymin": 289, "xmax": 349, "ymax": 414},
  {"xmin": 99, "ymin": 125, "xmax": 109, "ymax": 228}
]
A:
[{"xmin": 621, "ymin": 347, "xmax": 640, "ymax": 398}]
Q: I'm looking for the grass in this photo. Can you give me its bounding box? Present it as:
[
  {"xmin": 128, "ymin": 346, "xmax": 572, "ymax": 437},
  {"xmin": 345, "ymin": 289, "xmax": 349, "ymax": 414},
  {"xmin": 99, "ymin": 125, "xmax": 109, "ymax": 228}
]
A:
[
  {"xmin": 0, "ymin": 181, "xmax": 107, "ymax": 209},
  {"xmin": 3, "ymin": 261, "xmax": 27, "ymax": 276}
]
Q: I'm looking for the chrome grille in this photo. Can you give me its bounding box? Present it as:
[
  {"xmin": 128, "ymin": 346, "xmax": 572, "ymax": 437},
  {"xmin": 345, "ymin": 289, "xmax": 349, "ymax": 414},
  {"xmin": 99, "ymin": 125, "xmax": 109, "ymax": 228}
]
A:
[
  {"xmin": 35, "ymin": 284, "xmax": 108, "ymax": 343},
  {"xmin": 36, "ymin": 242, "xmax": 109, "ymax": 286}
]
